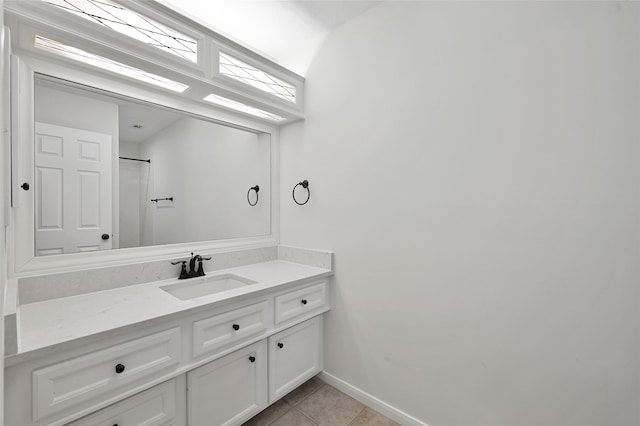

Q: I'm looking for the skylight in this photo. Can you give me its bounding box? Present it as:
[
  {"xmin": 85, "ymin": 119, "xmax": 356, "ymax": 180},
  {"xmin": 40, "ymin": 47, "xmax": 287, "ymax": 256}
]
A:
[
  {"xmin": 219, "ymin": 52, "xmax": 296, "ymax": 103},
  {"xmin": 34, "ymin": 35, "xmax": 189, "ymax": 93},
  {"xmin": 203, "ymin": 94, "xmax": 286, "ymax": 122},
  {"xmin": 43, "ymin": 0, "xmax": 198, "ymax": 63}
]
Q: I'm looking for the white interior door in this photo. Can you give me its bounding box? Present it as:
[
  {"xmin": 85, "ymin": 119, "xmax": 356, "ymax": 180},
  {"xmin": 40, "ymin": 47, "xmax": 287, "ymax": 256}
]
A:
[{"xmin": 35, "ymin": 122, "xmax": 112, "ymax": 255}]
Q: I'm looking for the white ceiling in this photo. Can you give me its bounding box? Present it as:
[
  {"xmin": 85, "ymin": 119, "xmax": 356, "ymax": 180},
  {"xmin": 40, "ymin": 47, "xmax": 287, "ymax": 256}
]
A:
[
  {"xmin": 118, "ymin": 103, "xmax": 182, "ymax": 144},
  {"xmin": 160, "ymin": 0, "xmax": 381, "ymax": 76}
]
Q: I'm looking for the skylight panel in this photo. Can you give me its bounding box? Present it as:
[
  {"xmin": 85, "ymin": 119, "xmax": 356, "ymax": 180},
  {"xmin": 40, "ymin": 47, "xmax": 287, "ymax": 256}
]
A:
[
  {"xmin": 219, "ymin": 52, "xmax": 296, "ymax": 103},
  {"xmin": 203, "ymin": 94, "xmax": 286, "ymax": 122},
  {"xmin": 43, "ymin": 0, "xmax": 198, "ymax": 63},
  {"xmin": 34, "ymin": 35, "xmax": 189, "ymax": 93}
]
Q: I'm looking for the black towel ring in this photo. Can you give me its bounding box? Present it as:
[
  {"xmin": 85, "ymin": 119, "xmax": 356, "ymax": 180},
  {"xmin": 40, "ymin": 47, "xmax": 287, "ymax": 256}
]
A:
[
  {"xmin": 247, "ymin": 185, "xmax": 260, "ymax": 206},
  {"xmin": 292, "ymin": 180, "xmax": 310, "ymax": 205}
]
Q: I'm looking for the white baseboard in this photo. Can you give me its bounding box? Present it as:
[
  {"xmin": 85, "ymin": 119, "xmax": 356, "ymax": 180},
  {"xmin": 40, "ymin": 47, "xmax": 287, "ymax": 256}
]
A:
[{"xmin": 316, "ymin": 371, "xmax": 430, "ymax": 426}]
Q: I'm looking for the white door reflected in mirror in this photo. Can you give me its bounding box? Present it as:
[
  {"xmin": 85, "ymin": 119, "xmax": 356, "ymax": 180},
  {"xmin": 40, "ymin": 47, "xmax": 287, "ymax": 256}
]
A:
[{"xmin": 35, "ymin": 122, "xmax": 112, "ymax": 255}]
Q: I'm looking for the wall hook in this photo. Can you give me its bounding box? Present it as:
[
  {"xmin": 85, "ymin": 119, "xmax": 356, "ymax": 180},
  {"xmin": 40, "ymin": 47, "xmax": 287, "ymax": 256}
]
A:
[
  {"xmin": 247, "ymin": 185, "xmax": 260, "ymax": 206},
  {"xmin": 292, "ymin": 180, "xmax": 310, "ymax": 205}
]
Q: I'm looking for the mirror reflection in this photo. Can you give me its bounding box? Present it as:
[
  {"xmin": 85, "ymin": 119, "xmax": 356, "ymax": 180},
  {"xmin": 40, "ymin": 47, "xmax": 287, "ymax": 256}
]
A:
[{"xmin": 34, "ymin": 75, "xmax": 271, "ymax": 256}]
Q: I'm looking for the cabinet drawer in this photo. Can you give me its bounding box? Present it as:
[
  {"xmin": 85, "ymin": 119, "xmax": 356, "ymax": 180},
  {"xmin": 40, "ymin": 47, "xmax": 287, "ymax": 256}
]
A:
[
  {"xmin": 269, "ymin": 317, "xmax": 322, "ymax": 402},
  {"xmin": 274, "ymin": 281, "xmax": 327, "ymax": 325},
  {"xmin": 67, "ymin": 379, "xmax": 177, "ymax": 426},
  {"xmin": 192, "ymin": 301, "xmax": 270, "ymax": 359},
  {"xmin": 32, "ymin": 328, "xmax": 181, "ymax": 422}
]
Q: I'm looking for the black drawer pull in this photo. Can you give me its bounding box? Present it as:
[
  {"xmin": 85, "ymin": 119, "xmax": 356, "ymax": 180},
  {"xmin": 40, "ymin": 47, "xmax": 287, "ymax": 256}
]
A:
[
  {"xmin": 277, "ymin": 342, "xmax": 284, "ymax": 349},
  {"xmin": 115, "ymin": 363, "xmax": 125, "ymax": 374},
  {"xmin": 249, "ymin": 355, "xmax": 256, "ymax": 363},
  {"xmin": 301, "ymin": 299, "xmax": 308, "ymax": 305},
  {"xmin": 232, "ymin": 324, "xmax": 240, "ymax": 331}
]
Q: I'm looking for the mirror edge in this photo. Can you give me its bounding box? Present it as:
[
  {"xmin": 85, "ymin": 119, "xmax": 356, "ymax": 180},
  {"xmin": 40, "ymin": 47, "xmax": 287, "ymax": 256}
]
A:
[{"xmin": 9, "ymin": 54, "xmax": 280, "ymax": 278}]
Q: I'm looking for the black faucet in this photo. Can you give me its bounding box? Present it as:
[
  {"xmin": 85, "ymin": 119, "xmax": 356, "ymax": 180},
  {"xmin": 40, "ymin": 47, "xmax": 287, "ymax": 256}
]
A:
[{"xmin": 172, "ymin": 253, "xmax": 212, "ymax": 279}]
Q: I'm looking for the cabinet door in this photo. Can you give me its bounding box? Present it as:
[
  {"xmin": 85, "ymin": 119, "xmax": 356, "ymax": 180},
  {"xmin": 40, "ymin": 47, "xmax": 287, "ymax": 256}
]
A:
[
  {"xmin": 187, "ymin": 341, "xmax": 267, "ymax": 426},
  {"xmin": 268, "ymin": 316, "xmax": 322, "ymax": 403}
]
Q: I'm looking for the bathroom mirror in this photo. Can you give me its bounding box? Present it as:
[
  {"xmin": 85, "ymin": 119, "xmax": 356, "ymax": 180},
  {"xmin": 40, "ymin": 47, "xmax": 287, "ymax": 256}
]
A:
[{"xmin": 33, "ymin": 74, "xmax": 271, "ymax": 256}]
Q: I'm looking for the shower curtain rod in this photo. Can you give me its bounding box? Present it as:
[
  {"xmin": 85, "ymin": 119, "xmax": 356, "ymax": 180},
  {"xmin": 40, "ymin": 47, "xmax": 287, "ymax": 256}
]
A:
[{"xmin": 119, "ymin": 156, "xmax": 151, "ymax": 163}]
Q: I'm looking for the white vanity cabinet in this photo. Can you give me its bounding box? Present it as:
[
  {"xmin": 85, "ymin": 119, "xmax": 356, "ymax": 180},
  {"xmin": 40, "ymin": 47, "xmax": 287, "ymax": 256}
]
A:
[
  {"xmin": 191, "ymin": 300, "xmax": 270, "ymax": 360},
  {"xmin": 268, "ymin": 316, "xmax": 322, "ymax": 403},
  {"xmin": 66, "ymin": 377, "xmax": 184, "ymax": 426},
  {"xmin": 187, "ymin": 341, "xmax": 267, "ymax": 426},
  {"xmin": 5, "ymin": 279, "xmax": 330, "ymax": 426},
  {"xmin": 274, "ymin": 281, "xmax": 327, "ymax": 326},
  {"xmin": 33, "ymin": 328, "xmax": 182, "ymax": 422}
]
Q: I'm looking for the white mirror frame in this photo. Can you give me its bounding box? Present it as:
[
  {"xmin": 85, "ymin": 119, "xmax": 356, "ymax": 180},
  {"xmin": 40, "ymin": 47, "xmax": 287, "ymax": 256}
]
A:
[{"xmin": 9, "ymin": 54, "xmax": 279, "ymax": 278}]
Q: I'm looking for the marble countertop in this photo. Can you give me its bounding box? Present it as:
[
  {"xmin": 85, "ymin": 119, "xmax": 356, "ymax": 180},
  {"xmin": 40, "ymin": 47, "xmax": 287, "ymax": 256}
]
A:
[{"xmin": 11, "ymin": 260, "xmax": 331, "ymax": 364}]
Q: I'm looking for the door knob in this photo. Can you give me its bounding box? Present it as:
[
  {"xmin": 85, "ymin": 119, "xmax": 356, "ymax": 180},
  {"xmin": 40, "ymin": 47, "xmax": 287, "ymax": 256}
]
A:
[
  {"xmin": 249, "ymin": 356, "xmax": 256, "ymax": 363},
  {"xmin": 115, "ymin": 363, "xmax": 125, "ymax": 374},
  {"xmin": 21, "ymin": 182, "xmax": 29, "ymax": 191},
  {"xmin": 232, "ymin": 324, "xmax": 240, "ymax": 331},
  {"xmin": 101, "ymin": 233, "xmax": 110, "ymax": 240},
  {"xmin": 277, "ymin": 342, "xmax": 284, "ymax": 349}
]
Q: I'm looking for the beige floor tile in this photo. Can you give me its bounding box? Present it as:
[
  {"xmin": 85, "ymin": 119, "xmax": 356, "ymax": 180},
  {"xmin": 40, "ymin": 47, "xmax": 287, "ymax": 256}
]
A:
[
  {"xmin": 349, "ymin": 408, "xmax": 401, "ymax": 426},
  {"xmin": 242, "ymin": 399, "xmax": 291, "ymax": 426},
  {"xmin": 270, "ymin": 409, "xmax": 318, "ymax": 426},
  {"xmin": 296, "ymin": 384, "xmax": 365, "ymax": 426},
  {"xmin": 283, "ymin": 378, "xmax": 323, "ymax": 406}
]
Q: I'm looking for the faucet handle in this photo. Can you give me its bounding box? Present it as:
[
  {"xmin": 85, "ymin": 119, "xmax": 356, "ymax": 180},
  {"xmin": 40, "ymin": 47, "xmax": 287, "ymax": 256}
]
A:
[{"xmin": 171, "ymin": 260, "xmax": 189, "ymax": 279}]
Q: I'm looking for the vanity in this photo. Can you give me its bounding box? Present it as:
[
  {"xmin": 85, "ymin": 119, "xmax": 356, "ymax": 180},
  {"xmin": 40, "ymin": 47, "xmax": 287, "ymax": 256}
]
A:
[
  {"xmin": 5, "ymin": 252, "xmax": 332, "ymax": 426},
  {"xmin": 2, "ymin": 1, "xmax": 320, "ymax": 425}
]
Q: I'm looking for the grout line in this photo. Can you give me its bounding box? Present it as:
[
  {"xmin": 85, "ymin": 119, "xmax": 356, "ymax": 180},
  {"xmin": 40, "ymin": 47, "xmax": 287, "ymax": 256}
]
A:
[
  {"xmin": 264, "ymin": 379, "xmax": 324, "ymax": 425},
  {"xmin": 288, "ymin": 379, "xmax": 325, "ymax": 407},
  {"xmin": 264, "ymin": 400, "xmax": 293, "ymax": 426},
  {"xmin": 346, "ymin": 406, "xmax": 367, "ymax": 426},
  {"xmin": 293, "ymin": 406, "xmax": 320, "ymax": 426}
]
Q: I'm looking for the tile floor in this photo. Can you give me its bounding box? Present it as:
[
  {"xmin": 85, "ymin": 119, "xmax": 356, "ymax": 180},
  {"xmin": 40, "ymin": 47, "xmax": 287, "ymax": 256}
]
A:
[{"xmin": 243, "ymin": 378, "xmax": 400, "ymax": 426}]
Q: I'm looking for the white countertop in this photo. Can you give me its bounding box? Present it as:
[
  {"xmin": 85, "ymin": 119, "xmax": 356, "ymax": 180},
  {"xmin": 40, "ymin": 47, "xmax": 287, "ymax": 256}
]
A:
[{"xmin": 14, "ymin": 260, "xmax": 331, "ymax": 360}]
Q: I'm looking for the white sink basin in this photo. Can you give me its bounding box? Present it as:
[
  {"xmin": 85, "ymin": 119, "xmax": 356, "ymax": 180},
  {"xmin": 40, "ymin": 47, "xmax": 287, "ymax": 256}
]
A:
[{"xmin": 160, "ymin": 274, "xmax": 257, "ymax": 300}]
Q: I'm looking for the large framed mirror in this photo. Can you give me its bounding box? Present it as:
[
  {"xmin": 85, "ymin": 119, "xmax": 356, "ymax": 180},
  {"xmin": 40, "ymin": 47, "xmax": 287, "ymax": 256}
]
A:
[
  {"xmin": 11, "ymin": 56, "xmax": 279, "ymax": 276},
  {"xmin": 34, "ymin": 75, "xmax": 271, "ymax": 255}
]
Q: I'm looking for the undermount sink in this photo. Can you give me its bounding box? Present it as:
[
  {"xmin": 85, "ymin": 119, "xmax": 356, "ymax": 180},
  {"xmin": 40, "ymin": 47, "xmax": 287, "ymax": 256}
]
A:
[{"xmin": 160, "ymin": 274, "xmax": 257, "ymax": 300}]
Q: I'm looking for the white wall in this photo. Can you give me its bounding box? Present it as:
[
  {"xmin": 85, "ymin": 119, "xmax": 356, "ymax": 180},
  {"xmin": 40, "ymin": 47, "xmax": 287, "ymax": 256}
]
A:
[
  {"xmin": 1, "ymin": 1, "xmax": 6, "ymax": 422},
  {"xmin": 34, "ymin": 85, "xmax": 120, "ymax": 247},
  {"xmin": 139, "ymin": 117, "xmax": 270, "ymax": 246},
  {"xmin": 119, "ymin": 141, "xmax": 141, "ymax": 248},
  {"xmin": 280, "ymin": 2, "xmax": 640, "ymax": 426}
]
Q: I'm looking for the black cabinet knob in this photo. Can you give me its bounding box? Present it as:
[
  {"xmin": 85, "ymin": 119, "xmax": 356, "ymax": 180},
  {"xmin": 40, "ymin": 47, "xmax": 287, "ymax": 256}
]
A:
[
  {"xmin": 277, "ymin": 342, "xmax": 284, "ymax": 349},
  {"xmin": 232, "ymin": 324, "xmax": 240, "ymax": 331},
  {"xmin": 301, "ymin": 299, "xmax": 308, "ymax": 305},
  {"xmin": 101, "ymin": 233, "xmax": 110, "ymax": 240},
  {"xmin": 249, "ymin": 355, "xmax": 256, "ymax": 363},
  {"xmin": 21, "ymin": 182, "xmax": 29, "ymax": 191},
  {"xmin": 115, "ymin": 363, "xmax": 125, "ymax": 374}
]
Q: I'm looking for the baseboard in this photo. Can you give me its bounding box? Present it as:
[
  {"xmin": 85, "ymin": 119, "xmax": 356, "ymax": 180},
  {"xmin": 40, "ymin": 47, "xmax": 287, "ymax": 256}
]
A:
[{"xmin": 316, "ymin": 371, "xmax": 430, "ymax": 426}]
